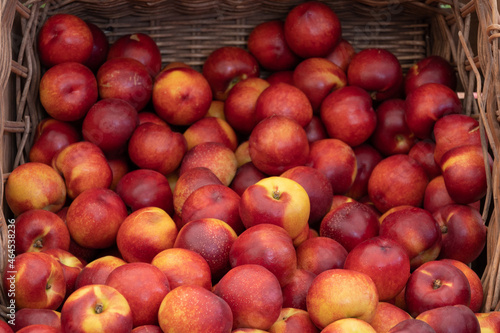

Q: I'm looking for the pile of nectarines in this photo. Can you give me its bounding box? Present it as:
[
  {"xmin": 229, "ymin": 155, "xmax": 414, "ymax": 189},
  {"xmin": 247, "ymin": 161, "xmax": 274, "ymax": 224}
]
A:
[{"xmin": 2, "ymin": 1, "xmax": 496, "ymax": 332}]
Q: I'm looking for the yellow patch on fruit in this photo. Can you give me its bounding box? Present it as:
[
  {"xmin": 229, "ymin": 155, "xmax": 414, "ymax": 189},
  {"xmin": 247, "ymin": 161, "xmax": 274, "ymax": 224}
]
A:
[
  {"xmin": 45, "ymin": 275, "xmax": 65, "ymax": 303},
  {"xmin": 159, "ymin": 69, "xmax": 191, "ymax": 87},
  {"xmin": 81, "ymin": 316, "xmax": 104, "ymax": 332},
  {"xmin": 479, "ymin": 328, "xmax": 495, "ymax": 333},
  {"xmin": 440, "ymin": 154, "xmax": 466, "ymax": 170},
  {"xmin": 103, "ymin": 290, "xmax": 132, "ymax": 317},
  {"xmin": 209, "ymin": 218, "xmax": 238, "ymax": 238},
  {"xmin": 206, "ymin": 100, "xmax": 225, "ymax": 120},
  {"xmin": 15, "ymin": 266, "xmax": 25, "ymax": 282},
  {"xmin": 60, "ymin": 254, "xmax": 82, "ymax": 267},
  {"xmin": 132, "ymin": 206, "xmax": 174, "ymax": 225},
  {"xmin": 280, "ymin": 179, "xmax": 310, "ymax": 239}
]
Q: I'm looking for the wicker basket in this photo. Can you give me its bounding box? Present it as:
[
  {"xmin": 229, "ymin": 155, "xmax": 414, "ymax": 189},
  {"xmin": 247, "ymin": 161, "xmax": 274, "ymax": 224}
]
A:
[{"xmin": 2, "ymin": 0, "xmax": 500, "ymax": 316}]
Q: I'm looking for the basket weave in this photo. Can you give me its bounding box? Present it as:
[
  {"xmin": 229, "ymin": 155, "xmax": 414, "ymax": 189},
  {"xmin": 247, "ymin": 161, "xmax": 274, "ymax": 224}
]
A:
[{"xmin": 1, "ymin": 0, "xmax": 500, "ymax": 315}]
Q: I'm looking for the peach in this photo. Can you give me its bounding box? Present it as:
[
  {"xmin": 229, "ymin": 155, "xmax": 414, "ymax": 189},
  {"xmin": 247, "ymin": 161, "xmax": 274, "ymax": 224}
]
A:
[
  {"xmin": 116, "ymin": 207, "xmax": 178, "ymax": 263},
  {"xmin": 325, "ymin": 38, "xmax": 356, "ymax": 72},
  {"xmin": 281, "ymin": 269, "xmax": 316, "ymax": 311},
  {"xmin": 232, "ymin": 329, "xmax": 270, "ymax": 333},
  {"xmin": 81, "ymin": 98, "xmax": 139, "ymax": 157},
  {"xmin": 137, "ymin": 111, "xmax": 168, "ymax": 126},
  {"xmin": 370, "ymin": 98, "xmax": 416, "ymax": 156},
  {"xmin": 229, "ymin": 224, "xmax": 297, "ymax": 287},
  {"xmin": 433, "ymin": 204, "xmax": 486, "ymax": 265},
  {"xmin": 247, "ymin": 20, "xmax": 301, "ymax": 71},
  {"xmin": 174, "ymin": 218, "xmax": 237, "ymax": 281},
  {"xmin": 344, "ymin": 237, "xmax": 411, "ymax": 301},
  {"xmin": 320, "ymin": 85, "xmax": 376, "ymax": 147},
  {"xmin": 476, "ymin": 312, "xmax": 500, "ymax": 332},
  {"xmin": 424, "ymin": 175, "xmax": 460, "ymax": 213},
  {"xmin": 172, "ymin": 167, "xmax": 223, "ymax": 216},
  {"xmin": 320, "ymin": 200, "xmax": 380, "ymax": 252},
  {"xmin": 268, "ymin": 308, "xmax": 319, "ymax": 333},
  {"xmin": 369, "ymin": 302, "xmax": 412, "ymax": 333},
  {"xmin": 433, "ymin": 113, "xmax": 481, "ymax": 165},
  {"xmin": 304, "ymin": 115, "xmax": 328, "ymax": 143},
  {"xmin": 321, "ymin": 318, "xmax": 376, "ymax": 333},
  {"xmin": 158, "ymin": 285, "xmax": 233, "ymax": 333},
  {"xmin": 404, "ymin": 82, "xmax": 462, "ymax": 139},
  {"xmin": 415, "ymin": 304, "xmax": 480, "ymax": 333},
  {"xmin": 266, "ymin": 70, "xmax": 294, "ymax": 85},
  {"xmin": 15, "ymin": 209, "xmax": 70, "ymax": 254},
  {"xmin": 214, "ymin": 264, "xmax": 283, "ymax": 330},
  {"xmin": 16, "ymin": 324, "xmax": 60, "ymax": 333},
  {"xmin": 181, "ymin": 184, "xmax": 244, "ymax": 234},
  {"xmin": 5, "ymin": 162, "xmax": 66, "ymax": 216},
  {"xmin": 107, "ymin": 156, "xmax": 130, "ymax": 191},
  {"xmin": 440, "ymin": 144, "xmax": 490, "ymax": 205},
  {"xmin": 388, "ymin": 318, "xmax": 437, "ymax": 332},
  {"xmin": 128, "ymin": 122, "xmax": 187, "ymax": 176},
  {"xmin": 296, "ymin": 237, "xmax": 347, "ymax": 276},
  {"xmin": 293, "ymin": 57, "xmax": 347, "ymax": 112},
  {"xmin": 254, "ymin": 82, "xmax": 313, "ymax": 127},
  {"xmin": 83, "ymin": 21, "xmax": 109, "ymax": 72},
  {"xmin": 42, "ymin": 248, "xmax": 85, "ymax": 297},
  {"xmin": 239, "ymin": 176, "xmax": 310, "ymax": 239},
  {"xmin": 379, "ymin": 206, "xmax": 442, "ymax": 270},
  {"xmin": 306, "ymin": 269, "xmax": 379, "ymax": 329},
  {"xmin": 60, "ymin": 284, "xmax": 133, "ymax": 332},
  {"xmin": 29, "ymin": 118, "xmax": 81, "ymax": 165},
  {"xmin": 306, "ymin": 138, "xmax": 357, "ymax": 195},
  {"xmin": 74, "ymin": 255, "xmax": 126, "ymax": 289},
  {"xmin": 206, "ymin": 100, "xmax": 226, "ymax": 119},
  {"xmin": 97, "ymin": 57, "xmax": 153, "ymax": 111},
  {"xmin": 346, "ymin": 143, "xmax": 383, "ymax": 201},
  {"xmin": 405, "ymin": 261, "xmax": 471, "ymax": 317},
  {"xmin": 153, "ymin": 67, "xmax": 212, "ymax": 125},
  {"xmin": 179, "ymin": 142, "xmax": 238, "ymax": 186},
  {"xmin": 183, "ymin": 116, "xmax": 238, "ymax": 151},
  {"xmin": 347, "ymin": 48, "xmax": 403, "ymax": 101},
  {"xmin": 151, "ymin": 248, "xmax": 212, "ymax": 290},
  {"xmin": 440, "ymin": 259, "xmax": 484, "ymax": 313},
  {"xmin": 8, "ymin": 308, "xmax": 61, "ymax": 332},
  {"xmin": 224, "ymin": 77, "xmax": 270, "ymax": 135},
  {"xmin": 4, "ymin": 252, "xmax": 66, "ymax": 310},
  {"xmin": 281, "ymin": 165, "xmax": 334, "ymax": 228},
  {"xmin": 284, "ymin": 1, "xmax": 341, "ymax": 58},
  {"xmin": 408, "ymin": 139, "xmax": 441, "ymax": 180},
  {"xmin": 230, "ymin": 162, "xmax": 267, "ymax": 196},
  {"xmin": 202, "ymin": 46, "xmax": 260, "ymax": 101},
  {"xmin": 106, "ymin": 32, "xmax": 161, "ymax": 77},
  {"xmin": 249, "ymin": 115, "xmax": 309, "ymax": 176},
  {"xmin": 234, "ymin": 141, "xmax": 251, "ymax": 167},
  {"xmin": 37, "ymin": 13, "xmax": 93, "ymax": 67},
  {"xmin": 66, "ymin": 188, "xmax": 128, "ymax": 249},
  {"xmin": 131, "ymin": 325, "xmax": 163, "ymax": 333},
  {"xmin": 53, "ymin": 141, "xmax": 113, "ymax": 199},
  {"xmin": 115, "ymin": 168, "xmax": 174, "ymax": 215},
  {"xmin": 367, "ymin": 154, "xmax": 428, "ymax": 213},
  {"xmin": 105, "ymin": 262, "xmax": 170, "ymax": 326},
  {"xmin": 405, "ymin": 55, "xmax": 457, "ymax": 94}
]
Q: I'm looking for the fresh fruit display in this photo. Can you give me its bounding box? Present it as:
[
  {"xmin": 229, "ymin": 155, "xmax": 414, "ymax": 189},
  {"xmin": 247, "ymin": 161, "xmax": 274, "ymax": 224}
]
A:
[{"xmin": 3, "ymin": 1, "xmax": 497, "ymax": 332}]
